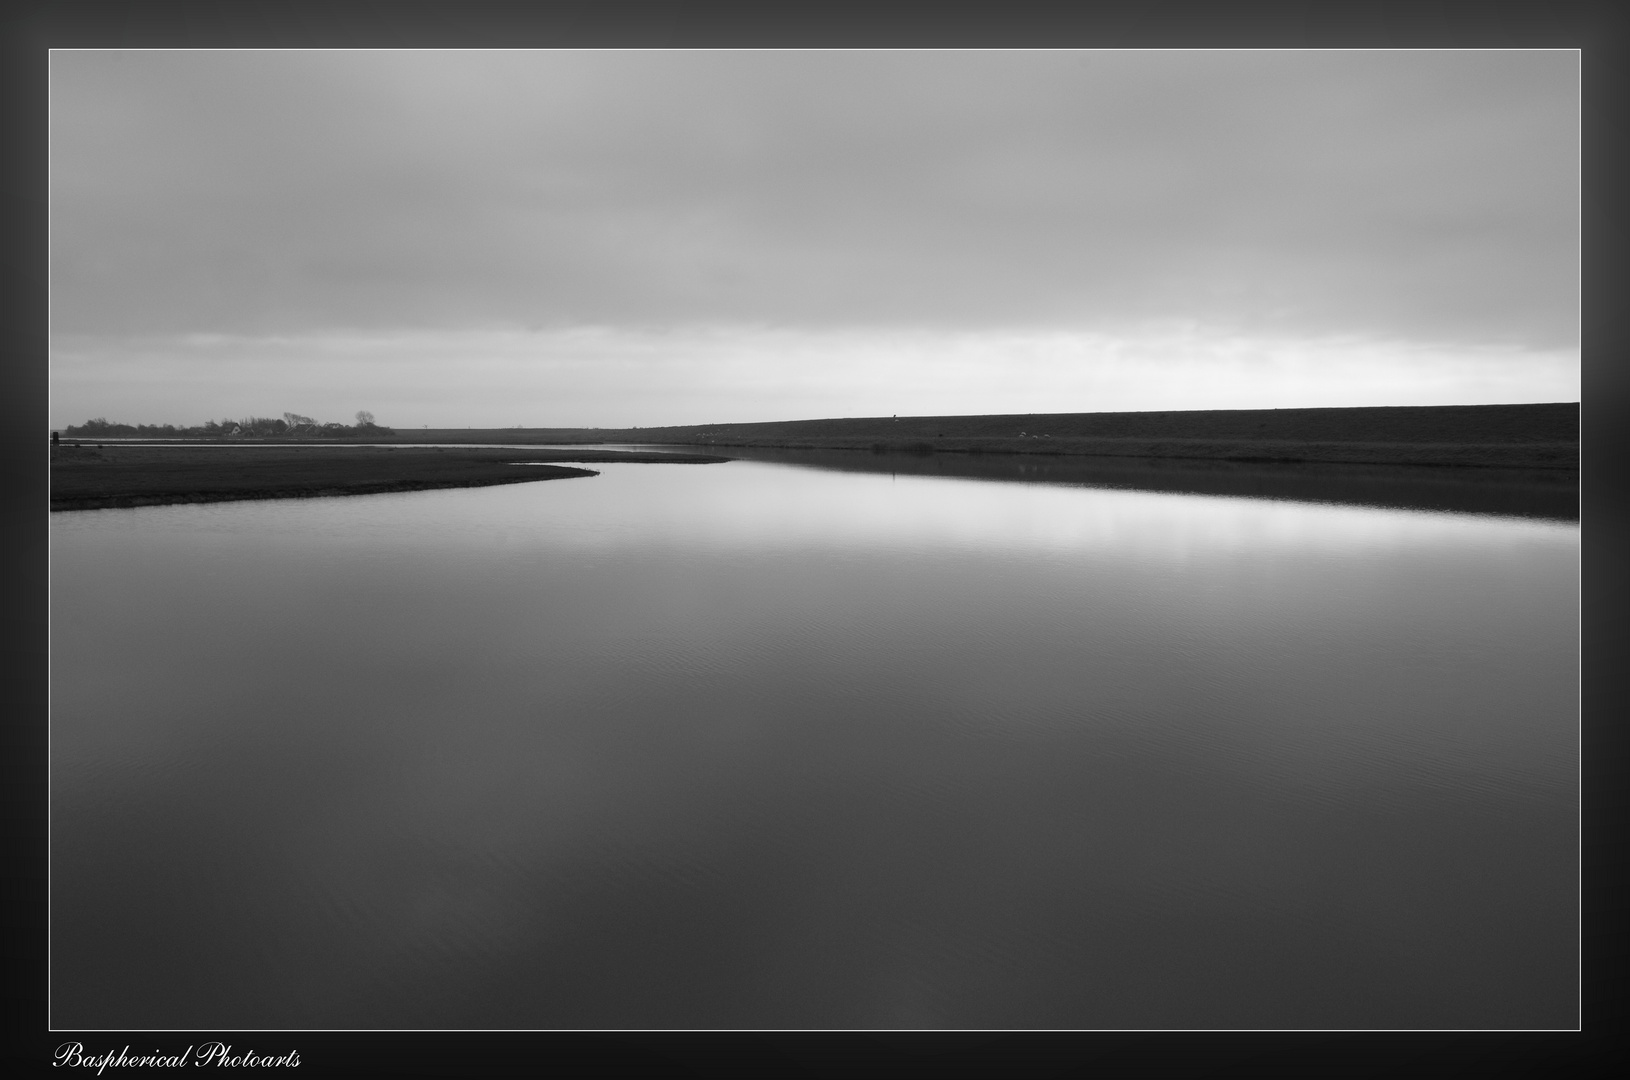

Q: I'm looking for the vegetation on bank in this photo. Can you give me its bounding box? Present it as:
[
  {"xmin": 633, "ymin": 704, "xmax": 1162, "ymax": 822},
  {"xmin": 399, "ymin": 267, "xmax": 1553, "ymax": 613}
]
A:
[
  {"xmin": 56, "ymin": 403, "xmax": 1580, "ymax": 471},
  {"xmin": 62, "ymin": 410, "xmax": 393, "ymax": 439},
  {"xmin": 49, "ymin": 444, "xmax": 730, "ymax": 511},
  {"xmin": 403, "ymin": 404, "xmax": 1581, "ymax": 472}
]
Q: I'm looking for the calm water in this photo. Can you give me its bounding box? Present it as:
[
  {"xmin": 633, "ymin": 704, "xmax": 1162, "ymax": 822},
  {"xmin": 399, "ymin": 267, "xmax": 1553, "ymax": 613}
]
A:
[{"xmin": 50, "ymin": 456, "xmax": 1579, "ymax": 1029}]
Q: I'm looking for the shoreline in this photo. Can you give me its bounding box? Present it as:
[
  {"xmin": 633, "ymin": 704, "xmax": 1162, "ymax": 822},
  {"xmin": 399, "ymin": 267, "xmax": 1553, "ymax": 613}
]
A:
[
  {"xmin": 49, "ymin": 404, "xmax": 1579, "ymax": 513},
  {"xmin": 643, "ymin": 435, "xmax": 1578, "ymax": 471},
  {"xmin": 361, "ymin": 403, "xmax": 1580, "ymax": 472},
  {"xmin": 49, "ymin": 472, "xmax": 600, "ymax": 512},
  {"xmin": 711, "ymin": 444, "xmax": 1579, "ymax": 522},
  {"xmin": 49, "ymin": 445, "xmax": 728, "ymax": 512}
]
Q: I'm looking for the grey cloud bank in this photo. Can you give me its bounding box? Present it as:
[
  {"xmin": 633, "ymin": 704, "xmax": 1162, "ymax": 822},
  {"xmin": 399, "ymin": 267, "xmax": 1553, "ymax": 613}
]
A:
[
  {"xmin": 52, "ymin": 50, "xmax": 1577, "ymax": 343},
  {"xmin": 49, "ymin": 50, "xmax": 1578, "ymax": 426}
]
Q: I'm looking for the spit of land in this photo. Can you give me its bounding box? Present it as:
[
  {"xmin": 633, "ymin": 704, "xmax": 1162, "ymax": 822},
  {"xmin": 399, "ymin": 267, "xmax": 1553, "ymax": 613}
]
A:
[{"xmin": 49, "ymin": 445, "xmax": 730, "ymax": 511}]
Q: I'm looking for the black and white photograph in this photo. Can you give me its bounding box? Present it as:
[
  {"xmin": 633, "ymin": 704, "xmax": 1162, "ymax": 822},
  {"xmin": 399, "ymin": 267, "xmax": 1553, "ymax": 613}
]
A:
[{"xmin": 47, "ymin": 48, "xmax": 1580, "ymax": 1034}]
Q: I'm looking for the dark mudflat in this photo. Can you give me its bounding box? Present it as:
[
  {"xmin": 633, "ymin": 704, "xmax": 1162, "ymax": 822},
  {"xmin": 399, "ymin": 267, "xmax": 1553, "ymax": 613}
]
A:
[{"xmin": 49, "ymin": 445, "xmax": 729, "ymax": 511}]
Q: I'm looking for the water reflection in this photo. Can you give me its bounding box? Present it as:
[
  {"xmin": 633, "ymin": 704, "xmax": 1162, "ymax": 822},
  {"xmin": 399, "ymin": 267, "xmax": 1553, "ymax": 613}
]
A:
[
  {"xmin": 51, "ymin": 461, "xmax": 1578, "ymax": 1028},
  {"xmin": 686, "ymin": 444, "xmax": 1579, "ymax": 522}
]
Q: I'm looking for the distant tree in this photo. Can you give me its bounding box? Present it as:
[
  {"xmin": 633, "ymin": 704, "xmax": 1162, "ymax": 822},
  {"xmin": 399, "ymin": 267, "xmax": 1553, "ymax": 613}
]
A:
[
  {"xmin": 355, "ymin": 410, "xmax": 375, "ymax": 427},
  {"xmin": 65, "ymin": 417, "xmax": 138, "ymax": 436},
  {"xmin": 282, "ymin": 412, "xmax": 319, "ymax": 436},
  {"xmin": 233, "ymin": 416, "xmax": 285, "ymax": 437}
]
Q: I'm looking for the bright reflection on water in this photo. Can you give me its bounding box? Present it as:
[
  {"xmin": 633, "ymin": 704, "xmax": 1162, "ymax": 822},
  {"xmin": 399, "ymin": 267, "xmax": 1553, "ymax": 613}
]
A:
[{"xmin": 50, "ymin": 460, "xmax": 1578, "ymax": 1029}]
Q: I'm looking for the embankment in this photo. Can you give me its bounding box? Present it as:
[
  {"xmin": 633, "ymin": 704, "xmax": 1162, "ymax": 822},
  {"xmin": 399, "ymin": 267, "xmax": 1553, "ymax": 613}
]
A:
[{"xmin": 403, "ymin": 403, "xmax": 1579, "ymax": 471}]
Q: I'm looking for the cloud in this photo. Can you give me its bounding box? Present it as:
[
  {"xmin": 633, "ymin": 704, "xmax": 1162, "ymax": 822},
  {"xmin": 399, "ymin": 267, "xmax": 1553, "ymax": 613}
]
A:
[{"xmin": 50, "ymin": 51, "xmax": 1579, "ymax": 349}]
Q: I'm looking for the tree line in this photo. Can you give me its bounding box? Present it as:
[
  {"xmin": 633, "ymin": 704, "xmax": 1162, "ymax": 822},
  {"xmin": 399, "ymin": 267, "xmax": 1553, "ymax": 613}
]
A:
[{"xmin": 62, "ymin": 411, "xmax": 393, "ymax": 439}]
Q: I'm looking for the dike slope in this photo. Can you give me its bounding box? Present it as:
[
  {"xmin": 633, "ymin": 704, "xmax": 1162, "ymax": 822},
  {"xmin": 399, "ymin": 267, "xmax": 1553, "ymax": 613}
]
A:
[{"xmin": 404, "ymin": 403, "xmax": 1579, "ymax": 471}]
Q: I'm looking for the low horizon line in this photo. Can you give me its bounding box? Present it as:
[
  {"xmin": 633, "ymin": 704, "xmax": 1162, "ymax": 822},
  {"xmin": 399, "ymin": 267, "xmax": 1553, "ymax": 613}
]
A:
[{"xmin": 51, "ymin": 399, "xmax": 1582, "ymax": 435}]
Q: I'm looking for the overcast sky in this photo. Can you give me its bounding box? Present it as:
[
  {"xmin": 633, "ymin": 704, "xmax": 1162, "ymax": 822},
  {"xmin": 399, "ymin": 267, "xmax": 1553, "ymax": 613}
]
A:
[{"xmin": 49, "ymin": 50, "xmax": 1579, "ymax": 429}]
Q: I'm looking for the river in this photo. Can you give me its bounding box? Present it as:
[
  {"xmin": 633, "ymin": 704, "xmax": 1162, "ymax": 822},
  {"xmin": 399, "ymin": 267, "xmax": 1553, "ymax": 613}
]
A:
[{"xmin": 49, "ymin": 452, "xmax": 1579, "ymax": 1028}]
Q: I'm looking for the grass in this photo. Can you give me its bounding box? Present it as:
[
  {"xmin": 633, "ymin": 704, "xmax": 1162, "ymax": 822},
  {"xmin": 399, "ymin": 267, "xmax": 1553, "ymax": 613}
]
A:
[
  {"xmin": 393, "ymin": 403, "xmax": 1580, "ymax": 471},
  {"xmin": 49, "ymin": 444, "xmax": 730, "ymax": 511},
  {"xmin": 49, "ymin": 403, "xmax": 1579, "ymax": 511}
]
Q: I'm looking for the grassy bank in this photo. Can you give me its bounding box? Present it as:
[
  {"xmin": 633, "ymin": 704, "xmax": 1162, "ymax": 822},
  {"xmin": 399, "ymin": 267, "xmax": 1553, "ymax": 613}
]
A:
[
  {"xmin": 407, "ymin": 403, "xmax": 1578, "ymax": 471},
  {"xmin": 49, "ymin": 445, "xmax": 729, "ymax": 511}
]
